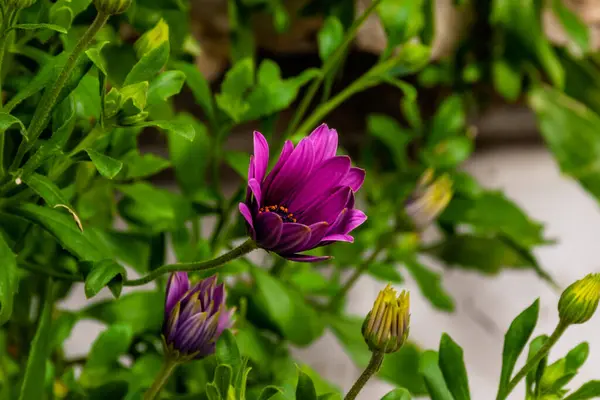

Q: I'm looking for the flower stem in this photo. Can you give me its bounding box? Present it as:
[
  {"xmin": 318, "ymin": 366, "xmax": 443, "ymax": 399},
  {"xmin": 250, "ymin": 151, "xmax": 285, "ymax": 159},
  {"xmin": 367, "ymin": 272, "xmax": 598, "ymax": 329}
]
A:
[
  {"xmin": 328, "ymin": 246, "xmax": 383, "ymax": 311},
  {"xmin": 283, "ymin": 0, "xmax": 382, "ymax": 141},
  {"xmin": 344, "ymin": 351, "xmax": 385, "ymax": 400},
  {"xmin": 497, "ymin": 321, "xmax": 569, "ymax": 400},
  {"xmin": 124, "ymin": 238, "xmax": 257, "ymax": 286},
  {"xmin": 144, "ymin": 357, "xmax": 179, "ymax": 400},
  {"xmin": 10, "ymin": 11, "xmax": 110, "ymax": 171}
]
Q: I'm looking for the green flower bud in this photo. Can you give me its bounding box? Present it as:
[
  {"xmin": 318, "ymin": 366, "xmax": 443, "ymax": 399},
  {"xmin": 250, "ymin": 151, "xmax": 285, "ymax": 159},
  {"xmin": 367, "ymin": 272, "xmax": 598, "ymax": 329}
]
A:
[
  {"xmin": 5, "ymin": 0, "xmax": 37, "ymax": 10},
  {"xmin": 134, "ymin": 19, "xmax": 169, "ymax": 59},
  {"xmin": 362, "ymin": 285, "xmax": 410, "ymax": 354},
  {"xmin": 558, "ymin": 273, "xmax": 600, "ymax": 325},
  {"xmin": 405, "ymin": 169, "xmax": 453, "ymax": 230},
  {"xmin": 93, "ymin": 0, "xmax": 132, "ymax": 15}
]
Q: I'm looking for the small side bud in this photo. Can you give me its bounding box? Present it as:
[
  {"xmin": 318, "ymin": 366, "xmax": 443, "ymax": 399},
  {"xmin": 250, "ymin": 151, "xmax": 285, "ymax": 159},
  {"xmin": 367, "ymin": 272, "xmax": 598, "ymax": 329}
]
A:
[
  {"xmin": 5, "ymin": 0, "xmax": 37, "ymax": 10},
  {"xmin": 404, "ymin": 169, "xmax": 453, "ymax": 230},
  {"xmin": 558, "ymin": 273, "xmax": 600, "ymax": 325},
  {"xmin": 93, "ymin": 0, "xmax": 132, "ymax": 15},
  {"xmin": 362, "ymin": 285, "xmax": 410, "ymax": 354}
]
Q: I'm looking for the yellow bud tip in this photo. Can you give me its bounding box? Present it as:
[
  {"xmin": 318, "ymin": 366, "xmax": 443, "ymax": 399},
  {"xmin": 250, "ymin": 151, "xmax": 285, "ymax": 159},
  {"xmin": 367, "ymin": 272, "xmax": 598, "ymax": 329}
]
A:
[
  {"xmin": 558, "ymin": 273, "xmax": 600, "ymax": 325},
  {"xmin": 362, "ymin": 285, "xmax": 410, "ymax": 354}
]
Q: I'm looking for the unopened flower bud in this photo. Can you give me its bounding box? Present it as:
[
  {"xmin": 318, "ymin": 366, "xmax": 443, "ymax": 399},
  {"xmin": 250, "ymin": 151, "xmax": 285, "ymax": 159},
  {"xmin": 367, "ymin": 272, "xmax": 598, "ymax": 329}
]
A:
[
  {"xmin": 362, "ymin": 285, "xmax": 410, "ymax": 354},
  {"xmin": 5, "ymin": 0, "xmax": 37, "ymax": 10},
  {"xmin": 405, "ymin": 169, "xmax": 453, "ymax": 230},
  {"xmin": 558, "ymin": 273, "xmax": 600, "ymax": 325},
  {"xmin": 93, "ymin": 0, "xmax": 132, "ymax": 15}
]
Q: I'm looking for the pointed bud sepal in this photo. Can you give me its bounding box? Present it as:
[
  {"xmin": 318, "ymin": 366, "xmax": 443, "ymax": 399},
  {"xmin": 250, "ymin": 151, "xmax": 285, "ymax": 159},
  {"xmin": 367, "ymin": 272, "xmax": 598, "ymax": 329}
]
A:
[
  {"xmin": 93, "ymin": 0, "xmax": 132, "ymax": 15},
  {"xmin": 558, "ymin": 273, "xmax": 600, "ymax": 325},
  {"xmin": 362, "ymin": 285, "xmax": 410, "ymax": 354}
]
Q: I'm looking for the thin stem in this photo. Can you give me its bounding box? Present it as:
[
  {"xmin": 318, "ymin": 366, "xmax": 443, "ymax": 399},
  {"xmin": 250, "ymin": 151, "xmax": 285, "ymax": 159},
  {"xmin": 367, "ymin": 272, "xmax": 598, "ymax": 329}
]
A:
[
  {"xmin": 344, "ymin": 351, "xmax": 385, "ymax": 400},
  {"xmin": 10, "ymin": 11, "xmax": 110, "ymax": 171},
  {"xmin": 328, "ymin": 246, "xmax": 383, "ymax": 310},
  {"xmin": 498, "ymin": 321, "xmax": 569, "ymax": 400},
  {"xmin": 144, "ymin": 357, "xmax": 179, "ymax": 400},
  {"xmin": 124, "ymin": 238, "xmax": 257, "ymax": 286},
  {"xmin": 283, "ymin": 0, "xmax": 382, "ymax": 141},
  {"xmin": 18, "ymin": 261, "xmax": 83, "ymax": 281}
]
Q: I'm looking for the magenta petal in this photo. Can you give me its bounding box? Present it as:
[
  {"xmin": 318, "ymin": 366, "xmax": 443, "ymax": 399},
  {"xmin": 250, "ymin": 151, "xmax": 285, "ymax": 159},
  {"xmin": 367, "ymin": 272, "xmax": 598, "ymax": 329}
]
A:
[
  {"xmin": 255, "ymin": 212, "xmax": 284, "ymax": 249},
  {"xmin": 343, "ymin": 209, "xmax": 367, "ymax": 234},
  {"xmin": 274, "ymin": 223, "xmax": 311, "ymax": 254},
  {"xmin": 288, "ymin": 156, "xmax": 351, "ymax": 213},
  {"xmin": 248, "ymin": 178, "xmax": 262, "ymax": 206},
  {"xmin": 247, "ymin": 155, "xmax": 255, "ymax": 181},
  {"xmin": 285, "ymin": 254, "xmax": 332, "ymax": 262},
  {"xmin": 300, "ymin": 221, "xmax": 330, "ymax": 251},
  {"xmin": 253, "ymin": 131, "xmax": 269, "ymax": 183},
  {"xmin": 301, "ymin": 187, "xmax": 352, "ymax": 226},
  {"xmin": 341, "ymin": 168, "xmax": 366, "ymax": 191},
  {"xmin": 165, "ymin": 272, "xmax": 189, "ymax": 316},
  {"xmin": 309, "ymin": 124, "xmax": 338, "ymax": 164},
  {"xmin": 262, "ymin": 140, "xmax": 294, "ymax": 196},
  {"xmin": 322, "ymin": 233, "xmax": 354, "ymax": 243},
  {"xmin": 265, "ymin": 138, "xmax": 315, "ymax": 205}
]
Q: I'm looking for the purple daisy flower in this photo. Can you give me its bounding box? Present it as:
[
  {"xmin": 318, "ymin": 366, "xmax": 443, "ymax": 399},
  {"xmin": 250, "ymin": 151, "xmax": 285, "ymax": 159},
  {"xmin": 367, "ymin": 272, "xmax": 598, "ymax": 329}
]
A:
[
  {"xmin": 238, "ymin": 124, "xmax": 367, "ymax": 262},
  {"xmin": 162, "ymin": 272, "xmax": 234, "ymax": 359}
]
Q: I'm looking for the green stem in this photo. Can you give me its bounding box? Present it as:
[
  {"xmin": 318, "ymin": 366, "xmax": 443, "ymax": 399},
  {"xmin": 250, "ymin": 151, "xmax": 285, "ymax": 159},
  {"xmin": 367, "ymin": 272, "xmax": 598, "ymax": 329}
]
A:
[
  {"xmin": 344, "ymin": 351, "xmax": 385, "ymax": 400},
  {"xmin": 10, "ymin": 11, "xmax": 109, "ymax": 171},
  {"xmin": 283, "ymin": 0, "xmax": 382, "ymax": 140},
  {"xmin": 498, "ymin": 321, "xmax": 569, "ymax": 400},
  {"xmin": 144, "ymin": 357, "xmax": 179, "ymax": 400},
  {"xmin": 124, "ymin": 238, "xmax": 257, "ymax": 286},
  {"xmin": 328, "ymin": 246, "xmax": 383, "ymax": 310}
]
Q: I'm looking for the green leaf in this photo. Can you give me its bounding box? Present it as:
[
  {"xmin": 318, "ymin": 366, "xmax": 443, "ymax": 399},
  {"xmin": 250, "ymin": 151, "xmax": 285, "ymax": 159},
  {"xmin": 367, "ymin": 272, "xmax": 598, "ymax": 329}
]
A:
[
  {"xmin": 10, "ymin": 23, "xmax": 67, "ymax": 33},
  {"xmin": 206, "ymin": 383, "xmax": 221, "ymax": 400},
  {"xmin": 216, "ymin": 330, "xmax": 242, "ymax": 378},
  {"xmin": 0, "ymin": 112, "xmax": 26, "ymax": 137},
  {"xmin": 173, "ymin": 61, "xmax": 215, "ymax": 121},
  {"xmin": 525, "ymin": 335, "xmax": 548, "ymax": 396},
  {"xmin": 422, "ymin": 136, "xmax": 473, "ymax": 168},
  {"xmin": 84, "ymin": 149, "xmax": 123, "ymax": 179},
  {"xmin": 497, "ymin": 299, "xmax": 540, "ymax": 398},
  {"xmin": 81, "ymin": 291, "xmax": 163, "ymax": 335},
  {"xmin": 81, "ymin": 259, "xmax": 126, "ymax": 299},
  {"xmin": 11, "ymin": 203, "xmax": 107, "ymax": 261},
  {"xmin": 318, "ymin": 16, "xmax": 344, "ymax": 62},
  {"xmin": 0, "ymin": 234, "xmax": 17, "ymax": 325},
  {"xmin": 215, "ymin": 58, "xmax": 255, "ymax": 121},
  {"xmin": 404, "ymin": 259, "xmax": 454, "ymax": 311},
  {"xmin": 147, "ymin": 70, "xmax": 186, "ymax": 106},
  {"xmin": 258, "ymin": 386, "xmax": 283, "ymax": 400},
  {"xmin": 296, "ymin": 370, "xmax": 318, "ymax": 400},
  {"xmin": 120, "ymin": 151, "xmax": 170, "ymax": 180},
  {"xmin": 378, "ymin": 0, "xmax": 424, "ymax": 47},
  {"xmin": 213, "ymin": 364, "xmax": 233, "ymax": 399},
  {"xmin": 18, "ymin": 280, "xmax": 56, "ymax": 400},
  {"xmin": 552, "ymin": 0, "xmax": 590, "ymax": 54},
  {"xmin": 381, "ymin": 388, "xmax": 412, "ymax": 400},
  {"xmin": 419, "ymin": 350, "xmax": 454, "ymax": 400},
  {"xmin": 125, "ymin": 20, "xmax": 170, "ymax": 85},
  {"xmin": 138, "ymin": 119, "xmax": 195, "ymax": 142},
  {"xmin": 367, "ymin": 263, "xmax": 404, "ymax": 283},
  {"xmin": 564, "ymin": 381, "xmax": 600, "ymax": 400},
  {"xmin": 438, "ymin": 333, "xmax": 470, "ymax": 400},
  {"xmin": 225, "ymin": 151, "xmax": 251, "ymax": 179},
  {"xmin": 252, "ymin": 268, "xmax": 325, "ymax": 346},
  {"xmin": 529, "ymin": 86, "xmax": 600, "ymax": 204},
  {"xmin": 492, "ymin": 60, "xmax": 522, "ymax": 102},
  {"xmin": 168, "ymin": 115, "xmax": 210, "ymax": 196},
  {"xmin": 85, "ymin": 41, "xmax": 110, "ymax": 76},
  {"xmin": 429, "ymin": 95, "xmax": 465, "ymax": 145},
  {"xmin": 367, "ymin": 114, "xmax": 414, "ymax": 170}
]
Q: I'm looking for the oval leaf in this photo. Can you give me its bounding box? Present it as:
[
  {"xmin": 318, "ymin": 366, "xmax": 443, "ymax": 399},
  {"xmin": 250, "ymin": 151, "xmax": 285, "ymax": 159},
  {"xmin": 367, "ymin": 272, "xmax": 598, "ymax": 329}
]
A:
[
  {"xmin": 138, "ymin": 120, "xmax": 195, "ymax": 142},
  {"xmin": 497, "ymin": 299, "xmax": 540, "ymax": 398},
  {"xmin": 81, "ymin": 259, "xmax": 126, "ymax": 299},
  {"xmin": 419, "ymin": 350, "xmax": 454, "ymax": 400},
  {"xmin": 296, "ymin": 370, "xmax": 318, "ymax": 400},
  {"xmin": 381, "ymin": 388, "xmax": 412, "ymax": 400},
  {"xmin": 439, "ymin": 333, "xmax": 471, "ymax": 400},
  {"xmin": 85, "ymin": 148, "xmax": 123, "ymax": 179}
]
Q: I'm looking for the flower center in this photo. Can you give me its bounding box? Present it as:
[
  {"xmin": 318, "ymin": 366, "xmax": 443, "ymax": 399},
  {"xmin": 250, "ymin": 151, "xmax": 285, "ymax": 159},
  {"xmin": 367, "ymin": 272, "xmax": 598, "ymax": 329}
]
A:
[{"xmin": 258, "ymin": 204, "xmax": 297, "ymax": 223}]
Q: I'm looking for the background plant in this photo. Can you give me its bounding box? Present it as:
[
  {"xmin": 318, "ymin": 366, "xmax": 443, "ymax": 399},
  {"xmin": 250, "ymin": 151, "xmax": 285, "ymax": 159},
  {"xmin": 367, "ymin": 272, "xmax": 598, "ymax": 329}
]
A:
[{"xmin": 0, "ymin": 0, "xmax": 599, "ymax": 399}]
